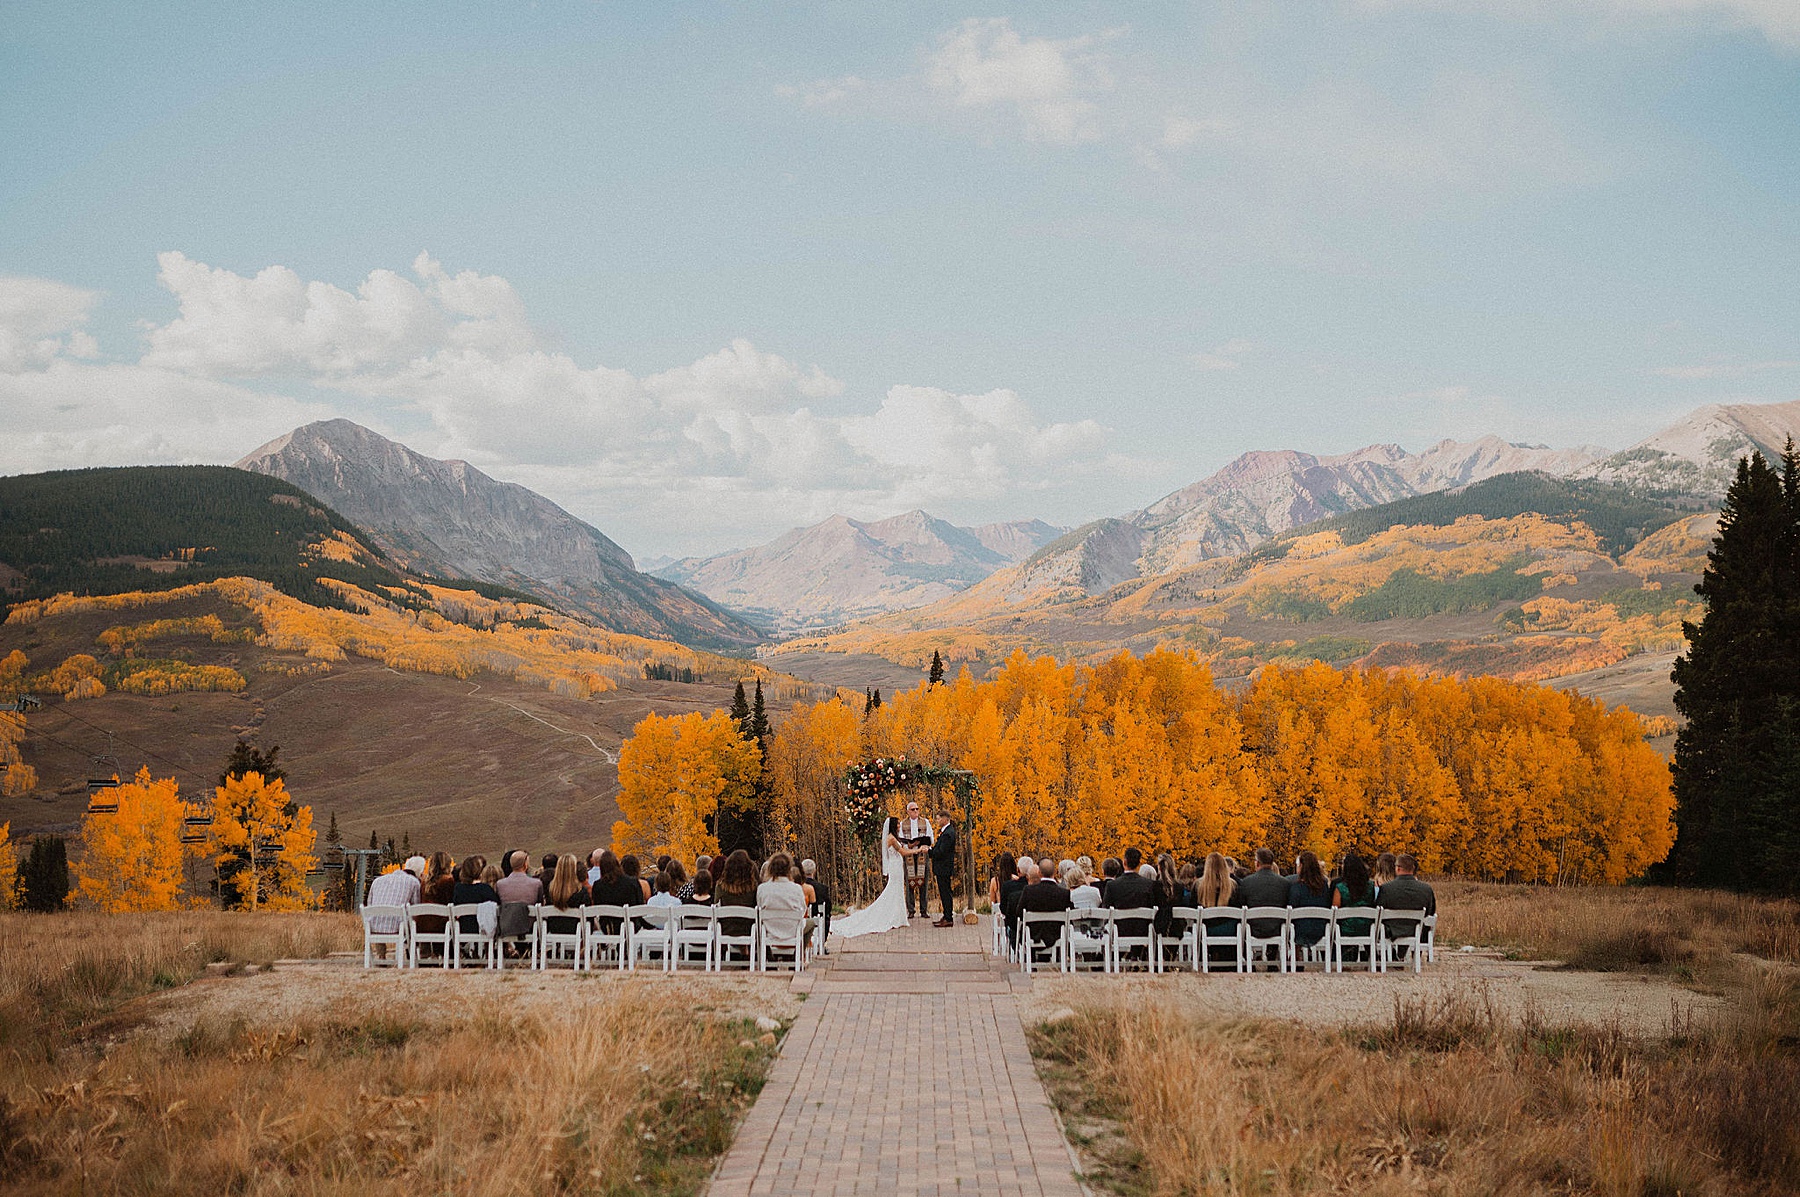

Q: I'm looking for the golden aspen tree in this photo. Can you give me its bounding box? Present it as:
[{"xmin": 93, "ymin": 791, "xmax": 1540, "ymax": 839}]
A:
[
  {"xmin": 765, "ymin": 697, "xmax": 863, "ymax": 864},
  {"xmin": 210, "ymin": 771, "xmax": 318, "ymax": 911},
  {"xmin": 613, "ymin": 710, "xmax": 760, "ymax": 863},
  {"xmin": 0, "ymin": 712, "xmax": 35, "ymax": 798},
  {"xmin": 0, "ymin": 821, "xmax": 17, "ymax": 909},
  {"xmin": 75, "ymin": 767, "xmax": 195, "ymax": 912}
]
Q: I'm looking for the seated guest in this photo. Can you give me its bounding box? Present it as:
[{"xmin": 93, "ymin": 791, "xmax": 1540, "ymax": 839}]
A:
[
  {"xmin": 536, "ymin": 851, "xmax": 559, "ymax": 894},
  {"xmin": 587, "ymin": 848, "xmax": 606, "ymax": 887},
  {"xmin": 480, "ymin": 862, "xmax": 502, "ymax": 886},
  {"xmin": 998, "ymin": 854, "xmax": 1029, "ymax": 950},
  {"xmin": 801, "ymin": 859, "xmax": 831, "ymax": 951},
  {"xmin": 495, "ymin": 850, "xmax": 544, "ymax": 904},
  {"xmin": 1097, "ymin": 857, "xmax": 1122, "ymax": 904},
  {"xmin": 544, "ymin": 853, "xmax": 589, "ymax": 937},
  {"xmin": 1376, "ymin": 853, "xmax": 1435, "ymax": 956},
  {"xmin": 1020, "ymin": 862, "xmax": 1072, "ymax": 949},
  {"xmin": 1065, "ymin": 862, "xmax": 1101, "ymax": 910},
  {"xmin": 1235, "ymin": 848, "xmax": 1290, "ymax": 942},
  {"xmin": 1175, "ymin": 861, "xmax": 1198, "ymax": 908},
  {"xmin": 413, "ymin": 851, "xmax": 457, "ymax": 954},
  {"xmin": 621, "ymin": 854, "xmax": 650, "ymax": 902},
  {"xmin": 666, "ymin": 858, "xmax": 691, "ymax": 901},
  {"xmin": 1197, "ymin": 851, "xmax": 1239, "ymax": 965},
  {"xmin": 714, "ymin": 851, "xmax": 759, "ymax": 958},
  {"xmin": 1287, "ymin": 851, "xmax": 1333, "ymax": 951},
  {"xmin": 1225, "ymin": 856, "xmax": 1246, "ymax": 881},
  {"xmin": 1371, "ymin": 852, "xmax": 1398, "ymax": 893},
  {"xmin": 691, "ymin": 868, "xmax": 714, "ymax": 904},
  {"xmin": 695, "ymin": 855, "xmax": 712, "ymax": 886},
  {"xmin": 987, "ymin": 852, "xmax": 1016, "ymax": 912},
  {"xmin": 365, "ymin": 855, "xmax": 424, "ymax": 957},
  {"xmin": 452, "ymin": 855, "xmax": 499, "ymax": 935},
  {"xmin": 757, "ymin": 853, "xmax": 809, "ymax": 956},
  {"xmin": 1332, "ymin": 852, "xmax": 1377, "ymax": 959},
  {"xmin": 587, "ymin": 850, "xmax": 642, "ymax": 933},
  {"xmin": 647, "ymin": 871, "xmax": 682, "ymax": 908},
  {"xmin": 1102, "ymin": 850, "xmax": 1156, "ymax": 943}
]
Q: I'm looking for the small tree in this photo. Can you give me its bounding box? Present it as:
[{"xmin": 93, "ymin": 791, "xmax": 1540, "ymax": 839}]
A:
[
  {"xmin": 21, "ymin": 835, "xmax": 70, "ymax": 912},
  {"xmin": 929, "ymin": 650, "xmax": 946, "ymax": 686},
  {"xmin": 209, "ymin": 772, "xmax": 318, "ymax": 911},
  {"xmin": 76, "ymin": 767, "xmax": 198, "ymax": 912},
  {"xmin": 0, "ymin": 821, "xmax": 17, "ymax": 910},
  {"xmin": 220, "ymin": 740, "xmax": 284, "ymax": 787}
]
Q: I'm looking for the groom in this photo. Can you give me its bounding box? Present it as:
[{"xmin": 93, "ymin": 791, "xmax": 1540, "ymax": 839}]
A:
[{"xmin": 930, "ymin": 813, "xmax": 958, "ymax": 927}]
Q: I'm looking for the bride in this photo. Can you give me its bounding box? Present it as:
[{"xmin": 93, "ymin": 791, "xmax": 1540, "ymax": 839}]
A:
[{"xmin": 829, "ymin": 815, "xmax": 912, "ymax": 940}]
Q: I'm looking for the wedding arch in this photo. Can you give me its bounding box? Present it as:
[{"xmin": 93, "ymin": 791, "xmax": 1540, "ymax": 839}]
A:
[{"xmin": 842, "ymin": 756, "xmax": 980, "ymax": 911}]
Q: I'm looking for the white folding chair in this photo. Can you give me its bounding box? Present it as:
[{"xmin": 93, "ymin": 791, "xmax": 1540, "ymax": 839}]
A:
[
  {"xmin": 757, "ymin": 903, "xmax": 807, "ymax": 973},
  {"xmin": 450, "ymin": 902, "xmax": 496, "ymax": 970},
  {"xmin": 712, "ymin": 906, "xmax": 758, "ymax": 972},
  {"xmin": 1288, "ymin": 906, "xmax": 1332, "ymax": 971},
  {"xmin": 1066, "ymin": 910, "xmax": 1109, "ymax": 972},
  {"xmin": 1020, "ymin": 909, "xmax": 1068, "ymax": 975},
  {"xmin": 1155, "ymin": 908, "xmax": 1200, "ymax": 973},
  {"xmin": 360, "ymin": 904, "xmax": 407, "ymax": 969},
  {"xmin": 405, "ymin": 903, "xmax": 453, "ymax": 968},
  {"xmin": 1243, "ymin": 906, "xmax": 1292, "ymax": 973},
  {"xmin": 1331, "ymin": 906, "xmax": 1381, "ymax": 973},
  {"xmin": 581, "ymin": 904, "xmax": 630, "ymax": 971},
  {"xmin": 535, "ymin": 904, "xmax": 583, "ymax": 969},
  {"xmin": 628, "ymin": 904, "xmax": 674, "ymax": 971},
  {"xmin": 1380, "ymin": 908, "xmax": 1426, "ymax": 974},
  {"xmin": 1107, "ymin": 908, "xmax": 1157, "ymax": 973},
  {"xmin": 991, "ymin": 907, "xmax": 1006, "ymax": 957},
  {"xmin": 1422, "ymin": 912, "xmax": 1439, "ymax": 964},
  {"xmin": 672, "ymin": 904, "xmax": 716, "ymax": 970},
  {"xmin": 1198, "ymin": 906, "xmax": 1246, "ymax": 973}
]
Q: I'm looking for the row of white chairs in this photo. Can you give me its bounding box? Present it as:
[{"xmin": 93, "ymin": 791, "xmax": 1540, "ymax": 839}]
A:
[
  {"xmin": 358, "ymin": 902, "xmax": 813, "ymax": 972},
  {"xmin": 998, "ymin": 905, "xmax": 1438, "ymax": 974}
]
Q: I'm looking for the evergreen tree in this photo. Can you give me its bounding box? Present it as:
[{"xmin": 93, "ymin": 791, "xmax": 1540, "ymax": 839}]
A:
[
  {"xmin": 863, "ymin": 687, "xmax": 874, "ymax": 716},
  {"xmin": 401, "ymin": 830, "xmax": 412, "ymax": 858},
  {"xmin": 929, "ymin": 650, "xmax": 946, "ymax": 686},
  {"xmin": 325, "ymin": 810, "xmax": 339, "ymax": 847},
  {"xmin": 730, "ymin": 681, "xmax": 751, "ymax": 738},
  {"xmin": 1669, "ymin": 449, "xmax": 1800, "ymax": 889},
  {"xmin": 21, "ymin": 835, "xmax": 70, "ymax": 912},
  {"xmin": 751, "ymin": 679, "xmax": 769, "ymax": 754},
  {"xmin": 871, "ymin": 688, "xmax": 882, "ymax": 711},
  {"xmin": 219, "ymin": 740, "xmax": 283, "ymax": 786},
  {"xmin": 368, "ymin": 830, "xmax": 378, "ymax": 850}
]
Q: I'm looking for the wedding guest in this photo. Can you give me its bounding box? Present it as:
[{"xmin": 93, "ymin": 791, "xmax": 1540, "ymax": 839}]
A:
[
  {"xmin": 802, "ymin": 859, "xmax": 831, "ymax": 951},
  {"xmin": 1076, "ymin": 855, "xmax": 1095, "ymax": 883},
  {"xmin": 715, "ymin": 851, "xmax": 759, "ymax": 958},
  {"xmin": 496, "ymin": 850, "xmax": 544, "ymax": 904},
  {"xmin": 988, "ymin": 852, "xmax": 1016, "ymax": 916},
  {"xmin": 1287, "ymin": 851, "xmax": 1333, "ymax": 953},
  {"xmin": 1122, "ymin": 847, "xmax": 1143, "ymax": 875},
  {"xmin": 1064, "ymin": 862, "xmax": 1100, "ymax": 910},
  {"xmin": 1377, "ymin": 854, "xmax": 1436, "ymax": 958},
  {"xmin": 1152, "ymin": 852, "xmax": 1181, "ymax": 935},
  {"xmin": 536, "ymin": 851, "xmax": 559, "ymax": 894},
  {"xmin": 1224, "ymin": 855, "xmax": 1247, "ymax": 881},
  {"xmin": 1097, "ymin": 857, "xmax": 1122, "ymax": 903},
  {"xmin": 998, "ymin": 853, "xmax": 1030, "ymax": 949},
  {"xmin": 453, "ymin": 855, "xmax": 499, "ymax": 935},
  {"xmin": 1332, "ymin": 853, "xmax": 1377, "ymax": 960},
  {"xmin": 480, "ymin": 862, "xmax": 502, "ymax": 886},
  {"xmin": 543, "ymin": 853, "xmax": 589, "ymax": 937},
  {"xmin": 1102, "ymin": 850, "xmax": 1156, "ymax": 944},
  {"xmin": 364, "ymin": 855, "xmax": 424, "ymax": 957},
  {"xmin": 1175, "ymin": 861, "xmax": 1199, "ymax": 908},
  {"xmin": 588, "ymin": 850, "xmax": 642, "ymax": 934},
  {"xmin": 414, "ymin": 851, "xmax": 457, "ymax": 951},
  {"xmin": 695, "ymin": 854, "xmax": 713, "ymax": 884},
  {"xmin": 666, "ymin": 858, "xmax": 692, "ymax": 901},
  {"xmin": 587, "ymin": 848, "xmax": 606, "ymax": 887},
  {"xmin": 1021, "ymin": 862, "xmax": 1072, "ymax": 949},
  {"xmin": 1236, "ymin": 848, "xmax": 1290, "ymax": 943},
  {"xmin": 757, "ymin": 853, "xmax": 809, "ymax": 961},
  {"xmin": 647, "ymin": 871, "xmax": 682, "ymax": 909},
  {"xmin": 1197, "ymin": 852, "xmax": 1238, "ymax": 966},
  {"xmin": 621, "ymin": 854, "xmax": 650, "ymax": 902},
  {"xmin": 1372, "ymin": 852, "xmax": 1398, "ymax": 893},
  {"xmin": 691, "ymin": 868, "xmax": 714, "ymax": 904}
]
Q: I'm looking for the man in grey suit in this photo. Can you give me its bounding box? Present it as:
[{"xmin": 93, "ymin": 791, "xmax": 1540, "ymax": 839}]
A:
[
  {"xmin": 1377, "ymin": 853, "xmax": 1435, "ymax": 958},
  {"xmin": 1234, "ymin": 848, "xmax": 1290, "ymax": 941}
]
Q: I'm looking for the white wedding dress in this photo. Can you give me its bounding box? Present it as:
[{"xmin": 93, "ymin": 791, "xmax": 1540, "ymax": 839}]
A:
[{"xmin": 829, "ymin": 821, "xmax": 911, "ymax": 940}]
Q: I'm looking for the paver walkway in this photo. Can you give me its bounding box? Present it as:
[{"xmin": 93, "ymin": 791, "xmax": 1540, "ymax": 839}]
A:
[{"xmin": 708, "ymin": 920, "xmax": 1086, "ymax": 1197}]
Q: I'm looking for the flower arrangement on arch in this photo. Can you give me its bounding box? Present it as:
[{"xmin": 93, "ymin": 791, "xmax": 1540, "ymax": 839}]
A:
[{"xmin": 842, "ymin": 755, "xmax": 923, "ymax": 847}]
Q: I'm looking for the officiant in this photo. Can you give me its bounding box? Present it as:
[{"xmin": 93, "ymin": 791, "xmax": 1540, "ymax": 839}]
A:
[{"xmin": 896, "ymin": 800, "xmax": 934, "ymax": 919}]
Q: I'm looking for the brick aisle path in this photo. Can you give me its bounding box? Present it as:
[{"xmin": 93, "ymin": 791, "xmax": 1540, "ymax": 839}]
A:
[{"xmin": 708, "ymin": 920, "xmax": 1087, "ymax": 1197}]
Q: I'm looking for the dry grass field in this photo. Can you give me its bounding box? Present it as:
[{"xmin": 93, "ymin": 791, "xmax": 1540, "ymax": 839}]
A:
[
  {"xmin": 1031, "ymin": 883, "xmax": 1800, "ymax": 1196},
  {"xmin": 0, "ymin": 911, "xmax": 784, "ymax": 1196}
]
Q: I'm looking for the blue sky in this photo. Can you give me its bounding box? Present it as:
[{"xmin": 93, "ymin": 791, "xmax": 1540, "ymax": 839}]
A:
[{"xmin": 3, "ymin": 1, "xmax": 1798, "ymax": 557}]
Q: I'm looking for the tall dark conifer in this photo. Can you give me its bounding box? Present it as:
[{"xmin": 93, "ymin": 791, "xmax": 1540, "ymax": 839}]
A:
[
  {"xmin": 1669, "ymin": 448, "xmax": 1800, "ymax": 889},
  {"xmin": 929, "ymin": 650, "xmax": 946, "ymax": 686},
  {"xmin": 750, "ymin": 680, "xmax": 769, "ymax": 754},
  {"xmin": 730, "ymin": 681, "xmax": 751, "ymax": 738}
]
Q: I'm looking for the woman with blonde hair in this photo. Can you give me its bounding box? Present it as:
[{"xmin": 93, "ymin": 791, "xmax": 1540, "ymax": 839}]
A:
[
  {"xmin": 544, "ymin": 853, "xmax": 589, "ymax": 938},
  {"xmin": 1371, "ymin": 852, "xmax": 1398, "ymax": 893},
  {"xmin": 1197, "ymin": 852, "xmax": 1238, "ymax": 967}
]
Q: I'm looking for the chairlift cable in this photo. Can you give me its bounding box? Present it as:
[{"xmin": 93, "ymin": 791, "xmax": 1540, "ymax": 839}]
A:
[{"xmin": 46, "ymin": 704, "xmax": 220, "ymax": 788}]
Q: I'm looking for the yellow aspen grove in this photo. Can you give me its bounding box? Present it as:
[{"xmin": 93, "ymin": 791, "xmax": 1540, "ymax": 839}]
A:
[
  {"xmin": 209, "ymin": 771, "xmax": 318, "ymax": 911},
  {"xmin": 76, "ymin": 767, "xmax": 197, "ymax": 912},
  {"xmin": 612, "ymin": 710, "xmax": 760, "ymax": 863},
  {"xmin": 0, "ymin": 821, "xmax": 17, "ymax": 909},
  {"xmin": 0, "ymin": 710, "xmax": 35, "ymax": 798},
  {"xmin": 765, "ymin": 697, "xmax": 863, "ymax": 860}
]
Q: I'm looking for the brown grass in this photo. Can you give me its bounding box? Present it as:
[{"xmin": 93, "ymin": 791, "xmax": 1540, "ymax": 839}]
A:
[
  {"xmin": 1033, "ymin": 970, "xmax": 1800, "ymax": 1196},
  {"xmin": 0, "ymin": 912, "xmax": 782, "ymax": 1195},
  {"xmin": 1435, "ymin": 880, "xmax": 1800, "ymax": 973}
]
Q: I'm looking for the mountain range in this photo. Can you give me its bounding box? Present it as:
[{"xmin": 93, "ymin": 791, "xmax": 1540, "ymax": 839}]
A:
[
  {"xmin": 652, "ymin": 511, "xmax": 1064, "ymax": 633},
  {"xmin": 236, "ymin": 420, "xmax": 762, "ymax": 650}
]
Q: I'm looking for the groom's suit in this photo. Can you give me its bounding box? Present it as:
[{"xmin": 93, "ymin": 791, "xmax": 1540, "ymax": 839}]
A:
[{"xmin": 929, "ymin": 819, "xmax": 958, "ymax": 920}]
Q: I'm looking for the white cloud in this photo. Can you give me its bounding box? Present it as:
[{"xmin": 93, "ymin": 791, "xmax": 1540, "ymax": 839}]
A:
[
  {"xmin": 774, "ymin": 75, "xmax": 868, "ymax": 108},
  {"xmin": 2, "ymin": 254, "xmax": 1118, "ymax": 554},
  {"xmin": 1190, "ymin": 339, "xmax": 1256, "ymax": 372},
  {"xmin": 924, "ymin": 18, "xmax": 1112, "ymax": 143},
  {"xmin": 0, "ymin": 276, "xmax": 101, "ymax": 371}
]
